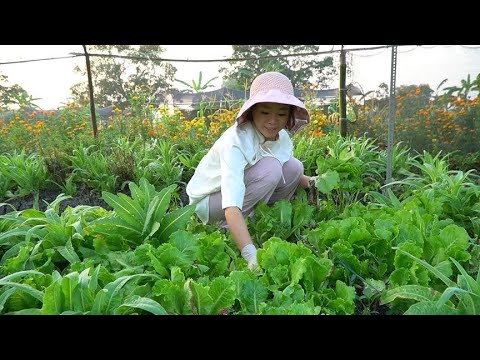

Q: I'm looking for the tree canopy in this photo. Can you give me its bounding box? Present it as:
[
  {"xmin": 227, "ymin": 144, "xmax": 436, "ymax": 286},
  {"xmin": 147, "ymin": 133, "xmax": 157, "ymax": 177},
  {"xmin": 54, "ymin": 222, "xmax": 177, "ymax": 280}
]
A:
[
  {"xmin": 70, "ymin": 45, "xmax": 177, "ymax": 109},
  {"xmin": 0, "ymin": 73, "xmax": 37, "ymax": 111},
  {"xmin": 219, "ymin": 45, "xmax": 337, "ymax": 90}
]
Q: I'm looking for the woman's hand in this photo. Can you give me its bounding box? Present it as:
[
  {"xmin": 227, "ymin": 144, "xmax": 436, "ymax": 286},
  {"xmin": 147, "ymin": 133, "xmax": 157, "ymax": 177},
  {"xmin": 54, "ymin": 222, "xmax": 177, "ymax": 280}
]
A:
[
  {"xmin": 225, "ymin": 206, "xmax": 258, "ymax": 269},
  {"xmin": 299, "ymin": 174, "xmax": 318, "ymax": 189},
  {"xmin": 241, "ymin": 244, "xmax": 258, "ymax": 269}
]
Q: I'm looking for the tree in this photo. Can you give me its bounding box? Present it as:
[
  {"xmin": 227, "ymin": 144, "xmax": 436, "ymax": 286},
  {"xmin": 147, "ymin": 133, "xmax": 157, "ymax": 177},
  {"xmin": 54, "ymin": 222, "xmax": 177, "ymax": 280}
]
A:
[
  {"xmin": 176, "ymin": 71, "xmax": 220, "ymax": 119},
  {"xmin": 444, "ymin": 73, "xmax": 480, "ymax": 101},
  {"xmin": 176, "ymin": 71, "xmax": 218, "ymax": 93},
  {"xmin": 0, "ymin": 73, "xmax": 39, "ymax": 111},
  {"xmin": 70, "ymin": 45, "xmax": 177, "ymax": 109},
  {"xmin": 219, "ymin": 45, "xmax": 337, "ymax": 90}
]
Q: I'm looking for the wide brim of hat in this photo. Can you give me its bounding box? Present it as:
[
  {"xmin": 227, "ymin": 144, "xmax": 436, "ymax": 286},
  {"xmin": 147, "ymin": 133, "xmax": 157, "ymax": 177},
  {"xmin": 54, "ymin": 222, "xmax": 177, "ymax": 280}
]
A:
[{"xmin": 236, "ymin": 89, "xmax": 310, "ymax": 134}]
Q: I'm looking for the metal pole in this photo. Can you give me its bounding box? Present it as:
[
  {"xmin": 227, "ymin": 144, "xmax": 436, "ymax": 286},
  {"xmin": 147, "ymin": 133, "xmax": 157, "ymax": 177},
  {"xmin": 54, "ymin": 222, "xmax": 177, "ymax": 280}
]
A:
[
  {"xmin": 384, "ymin": 46, "xmax": 397, "ymax": 193},
  {"xmin": 82, "ymin": 45, "xmax": 98, "ymax": 137},
  {"xmin": 339, "ymin": 45, "xmax": 347, "ymax": 137}
]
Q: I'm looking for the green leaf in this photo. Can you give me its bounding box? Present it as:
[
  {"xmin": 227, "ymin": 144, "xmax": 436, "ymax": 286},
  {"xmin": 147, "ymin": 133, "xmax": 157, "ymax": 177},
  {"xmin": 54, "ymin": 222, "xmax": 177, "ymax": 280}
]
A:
[
  {"xmin": 146, "ymin": 223, "xmax": 162, "ymax": 242},
  {"xmin": 117, "ymin": 295, "xmax": 168, "ymax": 315},
  {"xmin": 363, "ymin": 279, "xmax": 386, "ymax": 300},
  {"xmin": 143, "ymin": 196, "xmax": 162, "ymax": 235},
  {"xmin": 277, "ymin": 201, "xmax": 292, "ymax": 229},
  {"xmin": 436, "ymin": 225, "xmax": 471, "ymax": 262},
  {"xmin": 395, "ymin": 224, "xmax": 423, "ymax": 247},
  {"xmin": 42, "ymin": 280, "xmax": 64, "ymax": 314},
  {"xmin": 93, "ymin": 217, "xmax": 143, "ymax": 238},
  {"xmin": 91, "ymin": 289, "xmax": 108, "ymax": 314},
  {"xmin": 404, "ymin": 301, "xmax": 458, "ymax": 315},
  {"xmin": 186, "ymin": 279, "xmax": 212, "ymax": 315},
  {"xmin": 0, "ymin": 288, "xmax": 16, "ymax": 313},
  {"xmin": 0, "ymin": 270, "xmax": 43, "ymax": 283},
  {"xmin": 228, "ymin": 270, "xmax": 255, "ymax": 300},
  {"xmin": 102, "ymin": 192, "xmax": 143, "ymax": 229},
  {"xmin": 153, "ymin": 184, "xmax": 177, "ymax": 223},
  {"xmin": 152, "ymin": 279, "xmax": 188, "ymax": 314},
  {"xmin": 158, "ymin": 205, "xmax": 195, "ymax": 243},
  {"xmin": 208, "ymin": 277, "xmax": 235, "ymax": 315},
  {"xmin": 302, "ymin": 256, "xmax": 332, "ymax": 292},
  {"xmin": 0, "ymin": 281, "xmax": 44, "ymax": 302},
  {"xmin": 175, "ymin": 79, "xmax": 191, "ymax": 88},
  {"xmin": 74, "ymin": 268, "xmax": 94, "ymax": 313},
  {"xmin": 149, "ymin": 252, "xmax": 169, "ymax": 278},
  {"xmin": 7, "ymin": 308, "xmax": 43, "ymax": 315},
  {"xmin": 291, "ymin": 258, "xmax": 306, "ymax": 284},
  {"xmin": 117, "ymin": 193, "xmax": 145, "ymax": 224},
  {"xmin": 434, "ymin": 260, "xmax": 453, "ymax": 279},
  {"xmin": 25, "ymin": 224, "xmax": 48, "ymax": 244},
  {"xmin": 328, "ymin": 280, "xmax": 356, "ymax": 314},
  {"xmin": 381, "ymin": 285, "xmax": 443, "ymax": 305},
  {"xmin": 129, "ymin": 181, "xmax": 144, "ymax": 206},
  {"xmin": 56, "ymin": 239, "xmax": 81, "ymax": 264},
  {"xmin": 240, "ymin": 279, "xmax": 269, "ymax": 314},
  {"xmin": 91, "ymin": 274, "xmax": 158, "ymax": 314},
  {"xmin": 61, "ymin": 272, "xmax": 80, "ymax": 311},
  {"xmin": 291, "ymin": 201, "xmax": 314, "ymax": 233},
  {"xmin": 262, "ymin": 299, "xmax": 320, "ymax": 315},
  {"xmin": 450, "ymin": 257, "xmax": 480, "ymax": 295},
  {"xmin": 316, "ymin": 170, "xmax": 340, "ymax": 194},
  {"xmin": 156, "ymin": 243, "xmax": 192, "ymax": 269},
  {"xmin": 0, "ymin": 227, "xmax": 29, "ymax": 245},
  {"xmin": 170, "ymin": 230, "xmax": 198, "ymax": 262},
  {"xmin": 437, "ymin": 287, "xmax": 475, "ymax": 310},
  {"xmin": 369, "ymin": 190, "xmax": 394, "ymax": 208},
  {"xmin": 271, "ymin": 283, "xmax": 305, "ymax": 307},
  {"xmin": 394, "ymin": 247, "xmax": 456, "ymax": 288},
  {"xmin": 387, "ymin": 188, "xmax": 402, "ymax": 208},
  {"xmin": 456, "ymin": 292, "xmax": 478, "ymax": 315},
  {"xmin": 88, "ymin": 265, "xmax": 101, "ymax": 294}
]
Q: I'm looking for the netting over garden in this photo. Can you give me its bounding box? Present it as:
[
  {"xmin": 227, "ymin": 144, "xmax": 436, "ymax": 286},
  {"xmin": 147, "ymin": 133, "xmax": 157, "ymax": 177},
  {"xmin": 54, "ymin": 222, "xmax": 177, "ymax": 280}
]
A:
[{"xmin": 0, "ymin": 45, "xmax": 479, "ymax": 315}]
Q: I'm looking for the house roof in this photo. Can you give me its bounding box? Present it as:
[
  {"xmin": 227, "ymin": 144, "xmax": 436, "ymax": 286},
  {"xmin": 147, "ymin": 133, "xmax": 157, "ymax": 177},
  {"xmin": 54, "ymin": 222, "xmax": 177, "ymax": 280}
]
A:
[{"xmin": 163, "ymin": 84, "xmax": 363, "ymax": 109}]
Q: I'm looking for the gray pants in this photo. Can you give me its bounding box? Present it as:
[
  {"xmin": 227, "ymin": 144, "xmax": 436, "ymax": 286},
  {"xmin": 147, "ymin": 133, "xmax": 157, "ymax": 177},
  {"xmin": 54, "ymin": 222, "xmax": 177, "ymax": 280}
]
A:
[{"xmin": 208, "ymin": 156, "xmax": 304, "ymax": 226}]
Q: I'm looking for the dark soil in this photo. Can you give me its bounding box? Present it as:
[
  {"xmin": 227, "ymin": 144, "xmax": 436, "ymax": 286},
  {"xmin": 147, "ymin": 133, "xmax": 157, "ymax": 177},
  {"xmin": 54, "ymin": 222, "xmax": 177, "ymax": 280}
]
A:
[
  {"xmin": 0, "ymin": 182, "xmax": 191, "ymax": 215},
  {"xmin": 1, "ymin": 184, "xmax": 110, "ymax": 215}
]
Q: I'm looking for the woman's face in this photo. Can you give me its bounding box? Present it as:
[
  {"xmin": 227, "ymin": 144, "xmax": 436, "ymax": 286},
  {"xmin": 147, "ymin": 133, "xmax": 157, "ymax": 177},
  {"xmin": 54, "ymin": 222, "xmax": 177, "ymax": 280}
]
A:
[{"xmin": 251, "ymin": 102, "xmax": 290, "ymax": 141}]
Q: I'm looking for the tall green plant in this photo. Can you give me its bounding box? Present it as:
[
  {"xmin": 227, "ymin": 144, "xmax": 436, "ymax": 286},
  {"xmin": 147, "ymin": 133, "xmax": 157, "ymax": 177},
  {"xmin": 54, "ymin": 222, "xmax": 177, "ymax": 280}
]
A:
[
  {"xmin": 176, "ymin": 72, "xmax": 219, "ymax": 118},
  {"xmin": 382, "ymin": 249, "xmax": 480, "ymax": 314},
  {"xmin": 0, "ymin": 150, "xmax": 48, "ymax": 209},
  {"xmin": 175, "ymin": 71, "xmax": 218, "ymax": 93},
  {"xmin": 87, "ymin": 178, "xmax": 195, "ymax": 248}
]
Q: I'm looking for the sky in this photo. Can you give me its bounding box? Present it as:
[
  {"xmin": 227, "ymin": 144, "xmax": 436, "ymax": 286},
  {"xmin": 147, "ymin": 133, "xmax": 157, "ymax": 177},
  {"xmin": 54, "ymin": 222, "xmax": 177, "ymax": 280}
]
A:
[{"xmin": 0, "ymin": 45, "xmax": 479, "ymax": 110}]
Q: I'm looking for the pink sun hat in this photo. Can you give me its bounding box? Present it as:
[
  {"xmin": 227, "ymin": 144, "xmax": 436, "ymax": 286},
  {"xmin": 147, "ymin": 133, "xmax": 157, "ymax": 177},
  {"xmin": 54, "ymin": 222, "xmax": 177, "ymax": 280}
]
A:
[{"xmin": 236, "ymin": 71, "xmax": 310, "ymax": 134}]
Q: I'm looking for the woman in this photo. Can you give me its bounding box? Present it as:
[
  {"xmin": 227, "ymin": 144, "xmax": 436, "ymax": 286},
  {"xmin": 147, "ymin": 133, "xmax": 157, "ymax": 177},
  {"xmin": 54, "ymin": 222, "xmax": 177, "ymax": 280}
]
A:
[{"xmin": 186, "ymin": 71, "xmax": 315, "ymax": 269}]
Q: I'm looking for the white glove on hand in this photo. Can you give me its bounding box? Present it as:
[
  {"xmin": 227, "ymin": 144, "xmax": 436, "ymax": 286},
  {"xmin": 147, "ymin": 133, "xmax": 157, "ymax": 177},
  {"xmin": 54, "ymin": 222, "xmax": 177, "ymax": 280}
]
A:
[
  {"xmin": 241, "ymin": 244, "xmax": 258, "ymax": 270},
  {"xmin": 309, "ymin": 175, "xmax": 319, "ymax": 189}
]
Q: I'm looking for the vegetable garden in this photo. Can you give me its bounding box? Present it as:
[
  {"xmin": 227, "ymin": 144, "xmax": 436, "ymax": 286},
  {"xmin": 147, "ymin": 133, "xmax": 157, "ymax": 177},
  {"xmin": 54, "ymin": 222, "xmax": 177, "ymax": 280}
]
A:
[{"xmin": 0, "ymin": 76, "xmax": 479, "ymax": 315}]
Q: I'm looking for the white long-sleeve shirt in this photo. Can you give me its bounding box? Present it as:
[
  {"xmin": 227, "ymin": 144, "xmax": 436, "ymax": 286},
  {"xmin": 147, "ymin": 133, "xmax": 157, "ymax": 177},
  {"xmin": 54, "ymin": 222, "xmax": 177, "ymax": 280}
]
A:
[{"xmin": 186, "ymin": 121, "xmax": 293, "ymax": 224}]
